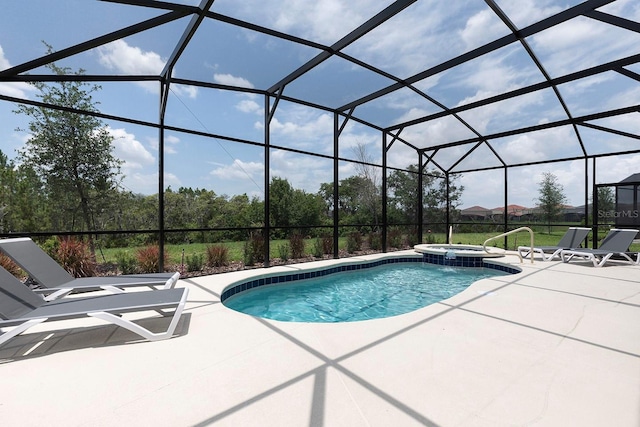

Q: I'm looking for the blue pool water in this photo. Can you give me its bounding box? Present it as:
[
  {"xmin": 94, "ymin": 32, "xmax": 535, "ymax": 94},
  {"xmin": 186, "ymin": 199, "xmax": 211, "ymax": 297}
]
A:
[{"xmin": 224, "ymin": 263, "xmax": 509, "ymax": 323}]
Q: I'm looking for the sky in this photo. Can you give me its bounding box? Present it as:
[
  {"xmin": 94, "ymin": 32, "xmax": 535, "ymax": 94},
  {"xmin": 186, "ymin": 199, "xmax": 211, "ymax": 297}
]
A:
[{"xmin": 1, "ymin": 0, "xmax": 640, "ymax": 210}]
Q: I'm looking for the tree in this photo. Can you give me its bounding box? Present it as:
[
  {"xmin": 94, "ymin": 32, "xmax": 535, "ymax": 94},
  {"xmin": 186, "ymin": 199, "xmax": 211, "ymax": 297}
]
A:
[
  {"xmin": 0, "ymin": 149, "xmax": 49, "ymax": 233},
  {"xmin": 535, "ymin": 172, "xmax": 567, "ymax": 233},
  {"xmin": 387, "ymin": 165, "xmax": 464, "ymax": 232},
  {"xmin": 15, "ymin": 47, "xmax": 122, "ymax": 246},
  {"xmin": 0, "ymin": 150, "xmax": 15, "ymax": 232},
  {"xmin": 351, "ymin": 142, "xmax": 381, "ymax": 227},
  {"xmin": 594, "ymin": 186, "xmax": 615, "ymax": 224},
  {"xmin": 270, "ymin": 177, "xmax": 323, "ymax": 237}
]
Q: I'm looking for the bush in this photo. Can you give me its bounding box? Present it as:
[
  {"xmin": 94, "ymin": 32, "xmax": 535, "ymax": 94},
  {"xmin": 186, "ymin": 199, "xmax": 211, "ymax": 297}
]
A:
[
  {"xmin": 136, "ymin": 246, "xmax": 167, "ymax": 273},
  {"xmin": 289, "ymin": 233, "xmax": 305, "ymax": 259},
  {"xmin": 388, "ymin": 228, "xmax": 403, "ymax": 248},
  {"xmin": 41, "ymin": 237, "xmax": 60, "ymax": 259},
  {"xmin": 185, "ymin": 252, "xmax": 204, "ymax": 272},
  {"xmin": 206, "ymin": 244, "xmax": 229, "ymax": 267},
  {"xmin": 55, "ymin": 237, "xmax": 96, "ymax": 277},
  {"xmin": 405, "ymin": 230, "xmax": 419, "ymax": 247},
  {"xmin": 321, "ymin": 233, "xmax": 332, "ymax": 255},
  {"xmin": 278, "ymin": 243, "xmax": 290, "ymax": 261},
  {"xmin": 0, "ymin": 253, "xmax": 22, "ymax": 277},
  {"xmin": 311, "ymin": 234, "xmax": 333, "ymax": 257},
  {"xmin": 346, "ymin": 231, "xmax": 362, "ymax": 253},
  {"xmin": 368, "ymin": 232, "xmax": 382, "ymax": 250},
  {"xmin": 312, "ymin": 238, "xmax": 323, "ymax": 258},
  {"xmin": 425, "ymin": 230, "xmax": 436, "ymax": 244},
  {"xmin": 115, "ymin": 251, "xmax": 138, "ymax": 274},
  {"xmin": 244, "ymin": 232, "xmax": 265, "ymax": 265}
]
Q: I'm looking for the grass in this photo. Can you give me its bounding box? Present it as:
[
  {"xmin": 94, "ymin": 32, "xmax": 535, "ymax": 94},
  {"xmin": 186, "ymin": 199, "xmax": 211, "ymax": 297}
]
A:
[
  {"xmin": 97, "ymin": 238, "xmax": 349, "ymax": 266},
  {"xmin": 439, "ymin": 231, "xmax": 566, "ymax": 248},
  {"xmin": 95, "ymin": 228, "xmax": 640, "ymax": 267}
]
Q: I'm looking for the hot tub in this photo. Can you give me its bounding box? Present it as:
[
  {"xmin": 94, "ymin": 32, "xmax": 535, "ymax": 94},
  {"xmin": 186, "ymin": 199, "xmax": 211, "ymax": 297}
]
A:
[{"xmin": 414, "ymin": 243, "xmax": 505, "ymax": 267}]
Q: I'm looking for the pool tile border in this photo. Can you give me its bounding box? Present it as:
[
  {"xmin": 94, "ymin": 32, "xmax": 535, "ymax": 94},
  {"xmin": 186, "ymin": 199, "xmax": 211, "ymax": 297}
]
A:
[{"xmin": 221, "ymin": 255, "xmax": 521, "ymax": 302}]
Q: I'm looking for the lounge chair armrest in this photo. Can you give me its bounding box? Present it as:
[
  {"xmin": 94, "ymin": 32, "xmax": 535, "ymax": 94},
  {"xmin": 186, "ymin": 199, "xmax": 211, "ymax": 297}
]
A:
[{"xmin": 163, "ymin": 272, "xmax": 181, "ymax": 289}]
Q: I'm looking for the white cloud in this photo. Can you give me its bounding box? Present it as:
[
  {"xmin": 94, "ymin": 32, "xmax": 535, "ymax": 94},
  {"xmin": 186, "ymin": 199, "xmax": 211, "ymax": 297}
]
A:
[
  {"xmin": 456, "ymin": 51, "xmax": 539, "ymax": 102},
  {"xmin": 493, "ymin": 0, "xmax": 563, "ymax": 29},
  {"xmin": 236, "ymin": 99, "xmax": 261, "ymax": 114},
  {"xmin": 109, "ymin": 126, "xmax": 155, "ymax": 170},
  {"xmin": 98, "ymin": 40, "xmax": 164, "ymax": 74},
  {"xmin": 269, "ymin": 149, "xmax": 333, "ymax": 192},
  {"xmin": 530, "ymin": 14, "xmax": 640, "ymax": 77},
  {"xmin": 0, "ymin": 44, "xmax": 10, "ymax": 70},
  {"xmin": 108, "ymin": 126, "xmax": 179, "ymax": 194},
  {"xmin": 165, "ymin": 135, "xmax": 180, "ymax": 144},
  {"xmin": 213, "ymin": 73, "xmax": 254, "ymax": 89},
  {"xmin": 269, "ymin": 0, "xmax": 366, "ymax": 44},
  {"xmin": 596, "ymin": 154, "xmax": 640, "ymax": 184},
  {"xmin": 145, "ymin": 134, "xmax": 181, "ymax": 154},
  {"xmin": 172, "ymin": 83, "xmax": 198, "ymax": 99},
  {"xmin": 0, "ymin": 44, "xmax": 33, "ymax": 98},
  {"xmin": 210, "ymin": 159, "xmax": 264, "ymax": 181},
  {"xmin": 459, "ymin": 9, "xmax": 507, "ymax": 50},
  {"xmin": 124, "ymin": 171, "xmax": 181, "ymax": 195},
  {"xmin": 97, "ymin": 40, "xmax": 197, "ymax": 98},
  {"xmin": 268, "ymin": 107, "xmax": 334, "ymax": 151}
]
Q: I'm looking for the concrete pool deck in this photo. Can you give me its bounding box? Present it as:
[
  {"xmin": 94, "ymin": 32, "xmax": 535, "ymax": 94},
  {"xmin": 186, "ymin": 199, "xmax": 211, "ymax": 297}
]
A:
[{"xmin": 1, "ymin": 250, "xmax": 639, "ymax": 426}]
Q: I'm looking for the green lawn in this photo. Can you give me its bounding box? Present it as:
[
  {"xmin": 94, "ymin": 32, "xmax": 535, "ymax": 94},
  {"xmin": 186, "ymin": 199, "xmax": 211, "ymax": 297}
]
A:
[
  {"xmin": 97, "ymin": 238, "xmax": 350, "ymax": 266},
  {"xmin": 96, "ymin": 229, "xmax": 639, "ymax": 267}
]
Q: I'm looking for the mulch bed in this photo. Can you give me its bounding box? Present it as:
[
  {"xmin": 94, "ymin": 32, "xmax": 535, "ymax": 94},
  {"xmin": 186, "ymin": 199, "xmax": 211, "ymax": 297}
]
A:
[{"xmin": 95, "ymin": 248, "xmax": 408, "ymax": 279}]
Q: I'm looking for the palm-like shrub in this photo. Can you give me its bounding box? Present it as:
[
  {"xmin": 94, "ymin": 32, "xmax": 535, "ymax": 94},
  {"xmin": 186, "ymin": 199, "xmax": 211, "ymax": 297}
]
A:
[
  {"xmin": 0, "ymin": 253, "xmax": 22, "ymax": 277},
  {"xmin": 206, "ymin": 244, "xmax": 229, "ymax": 267},
  {"xmin": 56, "ymin": 237, "xmax": 96, "ymax": 277},
  {"xmin": 136, "ymin": 246, "xmax": 167, "ymax": 273}
]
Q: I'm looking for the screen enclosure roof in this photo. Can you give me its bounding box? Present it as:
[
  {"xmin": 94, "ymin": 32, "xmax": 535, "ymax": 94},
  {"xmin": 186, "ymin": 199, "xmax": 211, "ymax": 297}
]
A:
[{"xmin": 0, "ymin": 0, "xmax": 639, "ymax": 178}]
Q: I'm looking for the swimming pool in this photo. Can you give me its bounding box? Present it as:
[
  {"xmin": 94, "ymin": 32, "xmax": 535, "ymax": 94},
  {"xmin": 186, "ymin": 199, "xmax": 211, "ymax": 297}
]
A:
[{"xmin": 223, "ymin": 261, "xmax": 514, "ymax": 323}]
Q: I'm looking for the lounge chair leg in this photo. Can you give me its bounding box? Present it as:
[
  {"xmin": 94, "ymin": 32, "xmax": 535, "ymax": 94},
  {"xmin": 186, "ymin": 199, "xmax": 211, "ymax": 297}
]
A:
[
  {"xmin": 87, "ymin": 288, "xmax": 189, "ymax": 342},
  {"xmin": 43, "ymin": 288, "xmax": 74, "ymax": 301},
  {"xmin": 0, "ymin": 318, "xmax": 48, "ymax": 347},
  {"xmin": 595, "ymin": 254, "xmax": 613, "ymax": 268}
]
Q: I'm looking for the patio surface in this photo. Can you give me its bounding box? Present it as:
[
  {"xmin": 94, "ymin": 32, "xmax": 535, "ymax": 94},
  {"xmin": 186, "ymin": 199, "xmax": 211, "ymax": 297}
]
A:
[{"xmin": 1, "ymin": 250, "xmax": 639, "ymax": 426}]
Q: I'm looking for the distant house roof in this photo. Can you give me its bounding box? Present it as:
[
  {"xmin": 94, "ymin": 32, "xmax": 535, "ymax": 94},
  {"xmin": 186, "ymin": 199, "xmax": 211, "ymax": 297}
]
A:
[
  {"xmin": 490, "ymin": 204, "xmax": 529, "ymax": 216},
  {"xmin": 460, "ymin": 204, "xmax": 588, "ymax": 218},
  {"xmin": 460, "ymin": 206, "xmax": 490, "ymax": 218},
  {"xmin": 461, "ymin": 205, "xmax": 489, "ymax": 212},
  {"xmin": 619, "ymin": 173, "xmax": 640, "ymax": 184}
]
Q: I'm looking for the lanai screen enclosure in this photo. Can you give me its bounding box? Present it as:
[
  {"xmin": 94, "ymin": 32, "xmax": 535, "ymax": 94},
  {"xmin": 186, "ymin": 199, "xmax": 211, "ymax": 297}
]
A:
[{"xmin": 1, "ymin": 0, "xmax": 639, "ymax": 267}]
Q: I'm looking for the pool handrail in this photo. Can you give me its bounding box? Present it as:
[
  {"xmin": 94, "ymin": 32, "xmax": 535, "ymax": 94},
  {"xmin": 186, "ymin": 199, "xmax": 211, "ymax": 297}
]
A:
[{"xmin": 483, "ymin": 227, "xmax": 534, "ymax": 264}]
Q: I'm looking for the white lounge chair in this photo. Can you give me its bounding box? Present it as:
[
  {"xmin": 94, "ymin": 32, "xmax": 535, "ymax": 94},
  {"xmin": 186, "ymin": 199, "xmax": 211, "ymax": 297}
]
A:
[
  {"xmin": 0, "ymin": 237, "xmax": 179, "ymax": 300},
  {"xmin": 517, "ymin": 227, "xmax": 591, "ymax": 261},
  {"xmin": 0, "ymin": 266, "xmax": 188, "ymax": 347},
  {"xmin": 560, "ymin": 229, "xmax": 640, "ymax": 267}
]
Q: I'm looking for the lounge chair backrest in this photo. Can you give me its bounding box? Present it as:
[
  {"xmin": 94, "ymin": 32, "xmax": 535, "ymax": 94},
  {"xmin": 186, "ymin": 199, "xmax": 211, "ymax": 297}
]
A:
[
  {"xmin": 0, "ymin": 238, "xmax": 74, "ymax": 287},
  {"xmin": 598, "ymin": 229, "xmax": 639, "ymax": 252},
  {"xmin": 0, "ymin": 266, "xmax": 44, "ymax": 320},
  {"xmin": 556, "ymin": 227, "xmax": 591, "ymax": 248}
]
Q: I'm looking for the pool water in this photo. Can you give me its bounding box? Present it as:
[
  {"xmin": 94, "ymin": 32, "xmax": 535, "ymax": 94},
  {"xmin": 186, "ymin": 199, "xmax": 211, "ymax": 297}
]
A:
[{"xmin": 224, "ymin": 263, "xmax": 508, "ymax": 323}]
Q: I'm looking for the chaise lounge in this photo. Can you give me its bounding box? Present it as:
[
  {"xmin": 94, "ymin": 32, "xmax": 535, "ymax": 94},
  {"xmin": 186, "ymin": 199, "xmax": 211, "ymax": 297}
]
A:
[
  {"xmin": 0, "ymin": 237, "xmax": 179, "ymax": 300},
  {"xmin": 560, "ymin": 228, "xmax": 640, "ymax": 267},
  {"xmin": 517, "ymin": 227, "xmax": 591, "ymax": 261},
  {"xmin": 0, "ymin": 266, "xmax": 188, "ymax": 346}
]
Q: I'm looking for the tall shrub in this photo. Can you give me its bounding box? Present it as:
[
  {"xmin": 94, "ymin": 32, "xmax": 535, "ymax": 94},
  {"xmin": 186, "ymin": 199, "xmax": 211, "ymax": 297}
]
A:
[
  {"xmin": 289, "ymin": 233, "xmax": 305, "ymax": 259},
  {"xmin": 55, "ymin": 237, "xmax": 96, "ymax": 277},
  {"xmin": 206, "ymin": 244, "xmax": 229, "ymax": 267},
  {"xmin": 136, "ymin": 246, "xmax": 167, "ymax": 273}
]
